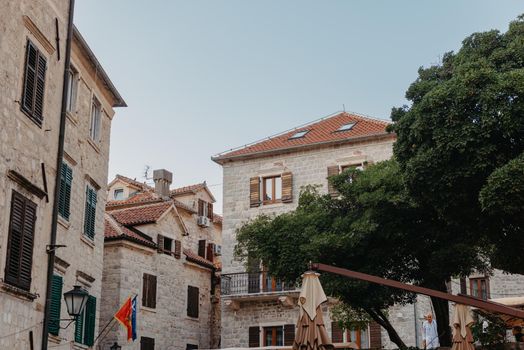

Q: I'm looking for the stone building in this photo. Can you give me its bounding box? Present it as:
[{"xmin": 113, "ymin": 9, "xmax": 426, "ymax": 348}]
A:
[
  {"xmin": 99, "ymin": 171, "xmax": 222, "ymax": 350},
  {"xmin": 0, "ymin": 1, "xmax": 125, "ymax": 349},
  {"xmin": 213, "ymin": 111, "xmax": 524, "ymax": 349},
  {"xmin": 212, "ymin": 112, "xmax": 395, "ymax": 349}
]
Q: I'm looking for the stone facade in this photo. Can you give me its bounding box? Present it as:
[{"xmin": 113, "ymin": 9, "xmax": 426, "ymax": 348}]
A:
[
  {"xmin": 215, "ymin": 113, "xmax": 395, "ymax": 349},
  {"xmin": 100, "ymin": 177, "xmax": 222, "ymax": 349}
]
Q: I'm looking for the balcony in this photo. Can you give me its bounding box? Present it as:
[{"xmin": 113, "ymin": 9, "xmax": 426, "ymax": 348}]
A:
[{"xmin": 221, "ymin": 272, "xmax": 299, "ymax": 307}]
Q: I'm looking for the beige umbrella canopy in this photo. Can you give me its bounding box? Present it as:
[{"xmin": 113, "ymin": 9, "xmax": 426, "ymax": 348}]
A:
[
  {"xmin": 293, "ymin": 271, "xmax": 334, "ymax": 350},
  {"xmin": 450, "ymin": 304, "xmax": 475, "ymax": 350}
]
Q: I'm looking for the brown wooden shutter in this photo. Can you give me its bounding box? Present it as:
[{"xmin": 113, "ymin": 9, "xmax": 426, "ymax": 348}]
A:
[
  {"xmin": 331, "ymin": 322, "xmax": 343, "ymax": 343},
  {"xmin": 149, "ymin": 275, "xmax": 157, "ymax": 308},
  {"xmin": 249, "ymin": 177, "xmax": 261, "ymax": 207},
  {"xmin": 5, "ymin": 191, "xmax": 37, "ymax": 290},
  {"xmin": 284, "ymin": 324, "xmax": 295, "ymax": 346},
  {"xmin": 198, "ymin": 199, "xmax": 204, "ymax": 216},
  {"xmin": 140, "ymin": 337, "xmax": 155, "ymax": 350},
  {"xmin": 281, "ymin": 172, "xmax": 293, "ymax": 203},
  {"xmin": 460, "ymin": 277, "xmax": 467, "ymax": 294},
  {"xmin": 198, "ymin": 240, "xmax": 206, "ymax": 258},
  {"xmin": 327, "ymin": 166, "xmax": 341, "ymax": 197},
  {"xmin": 369, "ymin": 322, "xmax": 382, "ymax": 348},
  {"xmin": 157, "ymin": 234, "xmax": 164, "ymax": 253},
  {"xmin": 142, "ymin": 274, "xmax": 149, "ymax": 306},
  {"xmin": 249, "ymin": 326, "xmax": 260, "ymax": 347},
  {"xmin": 187, "ymin": 286, "xmax": 199, "ymax": 317},
  {"xmin": 206, "ymin": 243, "xmax": 215, "ymax": 262},
  {"xmin": 207, "ymin": 203, "xmax": 213, "ymax": 220},
  {"xmin": 174, "ymin": 240, "xmax": 182, "ymax": 259}
]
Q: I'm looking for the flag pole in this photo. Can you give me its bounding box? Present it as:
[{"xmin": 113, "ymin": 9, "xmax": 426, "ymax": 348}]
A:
[{"xmin": 93, "ymin": 317, "xmax": 116, "ymax": 346}]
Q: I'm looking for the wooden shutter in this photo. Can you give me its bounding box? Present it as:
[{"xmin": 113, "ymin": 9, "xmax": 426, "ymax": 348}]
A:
[
  {"xmin": 249, "ymin": 326, "xmax": 260, "ymax": 347},
  {"xmin": 157, "ymin": 234, "xmax": 164, "ymax": 253},
  {"xmin": 149, "ymin": 275, "xmax": 157, "ymax": 308},
  {"xmin": 49, "ymin": 274, "xmax": 63, "ymax": 336},
  {"xmin": 207, "ymin": 203, "xmax": 213, "ymax": 220},
  {"xmin": 84, "ymin": 296, "xmax": 96, "ymax": 346},
  {"xmin": 206, "ymin": 243, "xmax": 215, "ymax": 262},
  {"xmin": 174, "ymin": 240, "xmax": 182, "ymax": 259},
  {"xmin": 142, "ymin": 274, "xmax": 149, "ymax": 306},
  {"xmin": 331, "ymin": 322, "xmax": 343, "ymax": 343},
  {"xmin": 327, "ymin": 166, "xmax": 341, "ymax": 197},
  {"xmin": 58, "ymin": 163, "xmax": 73, "ymax": 220},
  {"xmin": 284, "ymin": 324, "xmax": 295, "ymax": 346},
  {"xmin": 5, "ymin": 191, "xmax": 37, "ymax": 291},
  {"xmin": 22, "ymin": 41, "xmax": 47, "ymax": 126},
  {"xmin": 187, "ymin": 286, "xmax": 199, "ymax": 318},
  {"xmin": 141, "ymin": 336, "xmax": 155, "ymax": 350},
  {"xmin": 83, "ymin": 186, "xmax": 97, "ymax": 239},
  {"xmin": 249, "ymin": 177, "xmax": 261, "ymax": 207},
  {"xmin": 34, "ymin": 48, "xmax": 46, "ymax": 123},
  {"xmin": 74, "ymin": 308, "xmax": 84, "ymax": 343},
  {"xmin": 198, "ymin": 240, "xmax": 206, "ymax": 258},
  {"xmin": 198, "ymin": 199, "xmax": 204, "ymax": 216},
  {"xmin": 369, "ymin": 322, "xmax": 382, "ymax": 348},
  {"xmin": 460, "ymin": 277, "xmax": 467, "ymax": 294},
  {"xmin": 281, "ymin": 172, "xmax": 293, "ymax": 203}
]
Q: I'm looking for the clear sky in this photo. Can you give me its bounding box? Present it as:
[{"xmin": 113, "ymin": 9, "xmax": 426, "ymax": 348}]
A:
[{"xmin": 74, "ymin": 1, "xmax": 523, "ymax": 213}]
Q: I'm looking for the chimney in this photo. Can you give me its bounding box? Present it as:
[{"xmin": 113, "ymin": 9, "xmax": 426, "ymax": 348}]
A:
[{"xmin": 153, "ymin": 169, "xmax": 173, "ymax": 198}]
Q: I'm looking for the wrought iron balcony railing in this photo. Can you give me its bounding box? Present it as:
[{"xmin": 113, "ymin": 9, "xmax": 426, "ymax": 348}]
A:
[{"xmin": 221, "ymin": 272, "xmax": 298, "ymax": 296}]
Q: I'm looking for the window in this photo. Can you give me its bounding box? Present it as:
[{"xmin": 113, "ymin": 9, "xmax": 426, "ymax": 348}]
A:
[
  {"xmin": 21, "ymin": 40, "xmax": 47, "ymax": 126},
  {"xmin": 83, "ymin": 184, "xmax": 97, "ymax": 240},
  {"xmin": 198, "ymin": 240, "xmax": 206, "ymax": 258},
  {"xmin": 48, "ymin": 274, "xmax": 63, "ymax": 336},
  {"xmin": 187, "ymin": 286, "xmax": 199, "ymax": 318},
  {"xmin": 141, "ymin": 336, "xmax": 155, "ymax": 350},
  {"xmin": 264, "ymin": 326, "xmax": 283, "ymax": 346},
  {"xmin": 288, "ymin": 130, "xmax": 309, "ymax": 139},
  {"xmin": 142, "ymin": 273, "xmax": 157, "ymax": 308},
  {"xmin": 89, "ymin": 96, "xmax": 101, "ymax": 141},
  {"xmin": 198, "ymin": 199, "xmax": 213, "ymax": 221},
  {"xmin": 5, "ymin": 191, "xmax": 37, "ymax": 290},
  {"xmin": 157, "ymin": 234, "xmax": 179, "ymax": 256},
  {"xmin": 66, "ymin": 66, "xmax": 78, "ymax": 113},
  {"xmin": 470, "ymin": 277, "xmax": 489, "ymax": 300},
  {"xmin": 186, "ymin": 344, "xmax": 198, "ymax": 350},
  {"xmin": 58, "ymin": 162, "xmax": 73, "ymax": 220},
  {"xmin": 263, "ymin": 175, "xmax": 282, "ymax": 204},
  {"xmin": 113, "ymin": 188, "xmax": 124, "ymax": 200},
  {"xmin": 75, "ymin": 295, "xmax": 96, "ymax": 346},
  {"xmin": 331, "ymin": 322, "xmax": 369, "ymax": 349},
  {"xmin": 336, "ymin": 122, "xmax": 356, "ymax": 132}
]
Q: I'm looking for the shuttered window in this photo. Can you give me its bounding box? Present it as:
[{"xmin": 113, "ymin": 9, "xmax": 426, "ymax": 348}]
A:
[
  {"xmin": 248, "ymin": 326, "xmax": 260, "ymax": 347},
  {"xmin": 327, "ymin": 166, "xmax": 341, "ymax": 197},
  {"xmin": 249, "ymin": 177, "xmax": 261, "ymax": 207},
  {"xmin": 283, "ymin": 324, "xmax": 295, "ymax": 346},
  {"xmin": 207, "ymin": 202, "xmax": 213, "ymax": 221},
  {"xmin": 141, "ymin": 337, "xmax": 155, "ymax": 350},
  {"xmin": 49, "ymin": 274, "xmax": 63, "ymax": 336},
  {"xmin": 187, "ymin": 285, "xmax": 199, "ymax": 318},
  {"xmin": 142, "ymin": 273, "xmax": 157, "ymax": 308},
  {"xmin": 369, "ymin": 322, "xmax": 382, "ymax": 348},
  {"xmin": 174, "ymin": 240, "xmax": 182, "ymax": 259},
  {"xmin": 83, "ymin": 185, "xmax": 97, "ymax": 239},
  {"xmin": 198, "ymin": 240, "xmax": 206, "ymax": 258},
  {"xmin": 58, "ymin": 162, "xmax": 73, "ymax": 220},
  {"xmin": 198, "ymin": 200, "xmax": 213, "ymax": 220},
  {"xmin": 21, "ymin": 40, "xmax": 47, "ymax": 126},
  {"xmin": 252, "ymin": 173, "xmax": 293, "ymax": 206},
  {"xmin": 5, "ymin": 191, "xmax": 37, "ymax": 291},
  {"xmin": 281, "ymin": 172, "xmax": 293, "ymax": 203},
  {"xmin": 75, "ymin": 295, "xmax": 96, "ymax": 346},
  {"xmin": 331, "ymin": 322, "xmax": 343, "ymax": 343}
]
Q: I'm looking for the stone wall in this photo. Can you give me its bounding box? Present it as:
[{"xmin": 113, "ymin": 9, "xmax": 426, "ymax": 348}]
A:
[{"xmin": 0, "ymin": 1, "xmax": 69, "ymax": 348}]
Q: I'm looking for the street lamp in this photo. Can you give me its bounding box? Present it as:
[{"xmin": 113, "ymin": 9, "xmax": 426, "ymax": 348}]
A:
[
  {"xmin": 110, "ymin": 342, "xmax": 122, "ymax": 350},
  {"xmin": 63, "ymin": 285, "xmax": 89, "ymax": 319}
]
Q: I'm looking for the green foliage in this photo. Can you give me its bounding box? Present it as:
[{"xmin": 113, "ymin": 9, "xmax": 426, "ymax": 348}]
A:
[
  {"xmin": 471, "ymin": 314, "xmax": 507, "ymax": 348},
  {"xmin": 389, "ymin": 15, "xmax": 524, "ymax": 274},
  {"xmin": 330, "ymin": 302, "xmax": 375, "ymax": 331}
]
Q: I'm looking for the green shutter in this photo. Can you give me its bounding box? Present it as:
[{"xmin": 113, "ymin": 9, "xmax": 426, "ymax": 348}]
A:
[
  {"xmin": 83, "ymin": 186, "xmax": 97, "ymax": 239},
  {"xmin": 58, "ymin": 163, "xmax": 73, "ymax": 220},
  {"xmin": 84, "ymin": 296, "xmax": 96, "ymax": 346},
  {"xmin": 75, "ymin": 308, "xmax": 84, "ymax": 343},
  {"xmin": 48, "ymin": 275, "xmax": 63, "ymax": 336}
]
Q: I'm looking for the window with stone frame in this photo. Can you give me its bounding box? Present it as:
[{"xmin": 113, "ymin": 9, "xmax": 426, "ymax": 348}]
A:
[
  {"xmin": 187, "ymin": 285, "xmax": 199, "ymax": 318},
  {"xmin": 141, "ymin": 336, "xmax": 155, "ymax": 350},
  {"xmin": 21, "ymin": 40, "xmax": 47, "ymax": 127},
  {"xmin": 66, "ymin": 65, "xmax": 78, "ymax": 113},
  {"xmin": 142, "ymin": 273, "xmax": 157, "ymax": 308},
  {"xmin": 470, "ymin": 277, "xmax": 490, "ymax": 300},
  {"xmin": 113, "ymin": 188, "xmax": 124, "ymax": 200},
  {"xmin": 89, "ymin": 96, "xmax": 101, "ymax": 141}
]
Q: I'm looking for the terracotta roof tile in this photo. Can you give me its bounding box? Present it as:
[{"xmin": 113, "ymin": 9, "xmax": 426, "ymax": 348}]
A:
[
  {"xmin": 106, "ymin": 191, "xmax": 161, "ymax": 209},
  {"xmin": 171, "ymin": 183, "xmax": 206, "ymax": 196},
  {"xmin": 183, "ymin": 249, "xmax": 215, "ymax": 269},
  {"xmin": 104, "ymin": 216, "xmax": 156, "ymax": 247},
  {"xmin": 110, "ymin": 202, "xmax": 172, "ymax": 226},
  {"xmin": 213, "ymin": 214, "xmax": 223, "ymax": 224},
  {"xmin": 114, "ymin": 174, "xmax": 152, "ymax": 191},
  {"xmin": 213, "ymin": 112, "xmax": 392, "ymax": 162}
]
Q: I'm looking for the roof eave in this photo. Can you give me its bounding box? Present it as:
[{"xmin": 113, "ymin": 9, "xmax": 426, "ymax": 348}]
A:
[{"xmin": 212, "ymin": 132, "xmax": 395, "ymax": 165}]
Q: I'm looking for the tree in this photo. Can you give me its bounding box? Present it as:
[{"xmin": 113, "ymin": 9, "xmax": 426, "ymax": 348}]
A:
[{"xmin": 389, "ymin": 15, "xmax": 524, "ymax": 275}]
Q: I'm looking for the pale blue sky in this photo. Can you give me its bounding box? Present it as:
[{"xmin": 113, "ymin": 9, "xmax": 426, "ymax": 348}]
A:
[{"xmin": 74, "ymin": 1, "xmax": 523, "ymax": 212}]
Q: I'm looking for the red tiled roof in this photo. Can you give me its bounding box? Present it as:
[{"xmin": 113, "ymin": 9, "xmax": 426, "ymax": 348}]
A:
[
  {"xmin": 107, "ymin": 191, "xmax": 161, "ymax": 209},
  {"xmin": 110, "ymin": 202, "xmax": 173, "ymax": 226},
  {"xmin": 114, "ymin": 174, "xmax": 151, "ymax": 191},
  {"xmin": 171, "ymin": 183, "xmax": 206, "ymax": 196},
  {"xmin": 183, "ymin": 249, "xmax": 215, "ymax": 269},
  {"xmin": 212, "ymin": 112, "xmax": 392, "ymax": 163},
  {"xmin": 213, "ymin": 214, "xmax": 223, "ymax": 224},
  {"xmin": 104, "ymin": 216, "xmax": 156, "ymax": 247}
]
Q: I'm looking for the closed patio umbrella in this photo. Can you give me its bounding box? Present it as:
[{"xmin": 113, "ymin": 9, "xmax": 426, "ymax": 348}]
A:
[
  {"xmin": 293, "ymin": 271, "xmax": 334, "ymax": 350},
  {"xmin": 450, "ymin": 304, "xmax": 475, "ymax": 350}
]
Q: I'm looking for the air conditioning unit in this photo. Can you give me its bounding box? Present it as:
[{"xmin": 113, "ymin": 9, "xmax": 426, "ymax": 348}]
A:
[
  {"xmin": 213, "ymin": 244, "xmax": 222, "ymax": 256},
  {"xmin": 197, "ymin": 216, "xmax": 210, "ymax": 227}
]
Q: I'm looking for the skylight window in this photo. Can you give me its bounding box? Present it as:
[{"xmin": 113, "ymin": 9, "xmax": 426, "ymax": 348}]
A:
[
  {"xmin": 288, "ymin": 130, "xmax": 309, "ymax": 139},
  {"xmin": 337, "ymin": 122, "xmax": 356, "ymax": 132}
]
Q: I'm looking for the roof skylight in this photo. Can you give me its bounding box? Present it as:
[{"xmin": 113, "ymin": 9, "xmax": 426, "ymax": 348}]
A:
[
  {"xmin": 288, "ymin": 130, "xmax": 309, "ymax": 140},
  {"xmin": 337, "ymin": 122, "xmax": 356, "ymax": 132}
]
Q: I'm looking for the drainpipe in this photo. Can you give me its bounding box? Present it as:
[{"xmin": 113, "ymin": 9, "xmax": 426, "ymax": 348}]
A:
[
  {"xmin": 41, "ymin": 0, "xmax": 75, "ymax": 349},
  {"xmin": 413, "ymin": 299, "xmax": 419, "ymax": 347}
]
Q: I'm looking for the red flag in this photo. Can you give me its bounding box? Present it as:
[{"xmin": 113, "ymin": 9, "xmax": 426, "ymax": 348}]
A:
[{"xmin": 114, "ymin": 297, "xmax": 133, "ymax": 341}]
